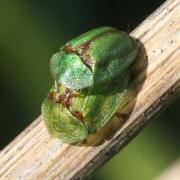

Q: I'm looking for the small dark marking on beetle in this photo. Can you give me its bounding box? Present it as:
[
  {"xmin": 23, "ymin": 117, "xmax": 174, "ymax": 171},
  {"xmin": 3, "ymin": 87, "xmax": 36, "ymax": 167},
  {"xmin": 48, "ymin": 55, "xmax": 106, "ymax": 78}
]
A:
[
  {"xmin": 64, "ymin": 42, "xmax": 93, "ymax": 70},
  {"xmin": 64, "ymin": 43, "xmax": 75, "ymax": 53},
  {"xmin": 78, "ymin": 29, "xmax": 119, "ymax": 68},
  {"xmin": 64, "ymin": 29, "xmax": 119, "ymax": 71},
  {"xmin": 49, "ymin": 91, "xmax": 60, "ymax": 103},
  {"xmin": 72, "ymin": 111, "xmax": 84, "ymax": 121},
  {"xmin": 59, "ymin": 88, "xmax": 73, "ymax": 108},
  {"xmin": 49, "ymin": 91, "xmax": 56, "ymax": 99},
  {"xmin": 78, "ymin": 41, "xmax": 91, "ymax": 50},
  {"xmin": 77, "ymin": 42, "xmax": 94, "ymax": 69}
]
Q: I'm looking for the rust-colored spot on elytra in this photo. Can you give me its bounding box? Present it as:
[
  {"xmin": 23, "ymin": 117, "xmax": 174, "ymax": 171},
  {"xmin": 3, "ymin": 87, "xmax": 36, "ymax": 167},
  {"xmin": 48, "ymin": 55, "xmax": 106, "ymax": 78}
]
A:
[
  {"xmin": 64, "ymin": 43, "xmax": 75, "ymax": 53},
  {"xmin": 78, "ymin": 41, "xmax": 91, "ymax": 50},
  {"xmin": 63, "ymin": 29, "xmax": 118, "ymax": 70},
  {"xmin": 72, "ymin": 111, "xmax": 84, "ymax": 121},
  {"xmin": 49, "ymin": 91, "xmax": 56, "ymax": 99},
  {"xmin": 77, "ymin": 42, "xmax": 94, "ymax": 69},
  {"xmin": 64, "ymin": 42, "xmax": 94, "ymax": 69},
  {"xmin": 59, "ymin": 88, "xmax": 73, "ymax": 108}
]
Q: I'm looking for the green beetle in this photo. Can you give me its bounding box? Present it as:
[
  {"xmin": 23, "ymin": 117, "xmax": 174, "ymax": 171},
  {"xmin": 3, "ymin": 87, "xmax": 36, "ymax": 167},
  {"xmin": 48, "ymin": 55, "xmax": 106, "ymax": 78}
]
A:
[{"xmin": 42, "ymin": 27, "xmax": 138, "ymax": 143}]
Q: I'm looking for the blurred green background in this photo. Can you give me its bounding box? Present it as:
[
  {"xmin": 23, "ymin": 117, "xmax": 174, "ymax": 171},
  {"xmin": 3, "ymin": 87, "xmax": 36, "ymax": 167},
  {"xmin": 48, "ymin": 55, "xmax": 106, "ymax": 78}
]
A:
[{"xmin": 0, "ymin": 0, "xmax": 180, "ymax": 179}]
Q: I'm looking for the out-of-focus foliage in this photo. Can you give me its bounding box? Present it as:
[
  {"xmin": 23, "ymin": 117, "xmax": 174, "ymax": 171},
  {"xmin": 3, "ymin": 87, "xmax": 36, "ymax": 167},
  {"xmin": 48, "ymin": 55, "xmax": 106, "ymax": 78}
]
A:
[{"xmin": 0, "ymin": 0, "xmax": 179, "ymax": 179}]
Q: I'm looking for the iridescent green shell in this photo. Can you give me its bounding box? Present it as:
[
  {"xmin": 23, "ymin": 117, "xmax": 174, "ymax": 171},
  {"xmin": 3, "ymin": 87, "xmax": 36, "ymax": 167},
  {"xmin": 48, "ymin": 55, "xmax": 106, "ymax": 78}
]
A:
[
  {"xmin": 42, "ymin": 26, "xmax": 138, "ymax": 143},
  {"xmin": 50, "ymin": 26, "xmax": 138, "ymax": 90}
]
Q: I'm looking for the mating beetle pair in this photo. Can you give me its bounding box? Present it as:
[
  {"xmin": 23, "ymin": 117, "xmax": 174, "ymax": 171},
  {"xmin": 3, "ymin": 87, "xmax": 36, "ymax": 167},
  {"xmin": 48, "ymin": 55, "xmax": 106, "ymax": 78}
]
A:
[{"xmin": 42, "ymin": 26, "xmax": 139, "ymax": 143}]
